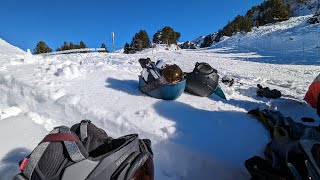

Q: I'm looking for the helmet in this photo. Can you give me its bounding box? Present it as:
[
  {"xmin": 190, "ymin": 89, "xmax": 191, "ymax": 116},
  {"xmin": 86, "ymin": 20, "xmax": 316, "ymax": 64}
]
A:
[{"xmin": 163, "ymin": 64, "xmax": 183, "ymax": 83}]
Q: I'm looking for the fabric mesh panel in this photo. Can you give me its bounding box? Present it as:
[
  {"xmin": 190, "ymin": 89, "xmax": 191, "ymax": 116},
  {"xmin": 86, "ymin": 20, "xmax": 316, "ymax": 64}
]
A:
[
  {"xmin": 38, "ymin": 142, "xmax": 66, "ymax": 178},
  {"xmin": 31, "ymin": 171, "xmax": 41, "ymax": 180}
]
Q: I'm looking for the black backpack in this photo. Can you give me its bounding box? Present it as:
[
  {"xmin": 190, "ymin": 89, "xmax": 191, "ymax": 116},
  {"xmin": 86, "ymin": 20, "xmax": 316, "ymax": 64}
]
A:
[
  {"xmin": 185, "ymin": 62, "xmax": 219, "ymax": 97},
  {"xmin": 14, "ymin": 120, "xmax": 154, "ymax": 180}
]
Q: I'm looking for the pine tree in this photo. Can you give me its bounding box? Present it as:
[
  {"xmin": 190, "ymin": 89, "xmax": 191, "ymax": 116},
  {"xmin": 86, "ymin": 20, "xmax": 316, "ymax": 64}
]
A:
[
  {"xmin": 62, "ymin": 41, "xmax": 69, "ymax": 51},
  {"xmin": 69, "ymin": 42, "xmax": 75, "ymax": 50},
  {"xmin": 130, "ymin": 30, "xmax": 151, "ymax": 51},
  {"xmin": 33, "ymin": 41, "xmax": 52, "ymax": 54},
  {"xmin": 79, "ymin": 41, "xmax": 87, "ymax": 49},
  {"xmin": 127, "ymin": 30, "xmax": 151, "ymax": 53},
  {"xmin": 124, "ymin": 42, "xmax": 134, "ymax": 54},
  {"xmin": 200, "ymin": 35, "xmax": 214, "ymax": 48},
  {"xmin": 153, "ymin": 26, "xmax": 180, "ymax": 45},
  {"xmin": 99, "ymin": 43, "xmax": 108, "ymax": 52}
]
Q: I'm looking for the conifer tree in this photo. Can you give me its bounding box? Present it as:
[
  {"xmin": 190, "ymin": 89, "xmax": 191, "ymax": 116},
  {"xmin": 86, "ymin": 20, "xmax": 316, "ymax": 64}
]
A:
[
  {"xmin": 69, "ymin": 42, "xmax": 75, "ymax": 50},
  {"xmin": 79, "ymin": 41, "xmax": 87, "ymax": 49},
  {"xmin": 200, "ymin": 35, "xmax": 214, "ymax": 48},
  {"xmin": 153, "ymin": 26, "xmax": 180, "ymax": 45},
  {"xmin": 99, "ymin": 43, "xmax": 108, "ymax": 52},
  {"xmin": 123, "ymin": 42, "xmax": 132, "ymax": 54},
  {"xmin": 130, "ymin": 30, "xmax": 151, "ymax": 51},
  {"xmin": 62, "ymin": 41, "xmax": 69, "ymax": 51},
  {"xmin": 33, "ymin": 41, "xmax": 52, "ymax": 54}
]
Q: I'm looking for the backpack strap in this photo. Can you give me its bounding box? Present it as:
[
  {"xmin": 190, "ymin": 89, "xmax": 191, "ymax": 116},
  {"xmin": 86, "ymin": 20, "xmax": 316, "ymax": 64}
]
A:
[
  {"xmin": 59, "ymin": 126, "xmax": 86, "ymax": 162},
  {"xmin": 80, "ymin": 120, "xmax": 91, "ymax": 141},
  {"xmin": 22, "ymin": 126, "xmax": 86, "ymax": 179},
  {"xmin": 194, "ymin": 62, "xmax": 217, "ymax": 75}
]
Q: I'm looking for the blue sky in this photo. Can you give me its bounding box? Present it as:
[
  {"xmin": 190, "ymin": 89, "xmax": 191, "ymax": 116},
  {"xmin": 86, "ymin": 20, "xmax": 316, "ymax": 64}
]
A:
[{"xmin": 0, "ymin": 0, "xmax": 264, "ymax": 51}]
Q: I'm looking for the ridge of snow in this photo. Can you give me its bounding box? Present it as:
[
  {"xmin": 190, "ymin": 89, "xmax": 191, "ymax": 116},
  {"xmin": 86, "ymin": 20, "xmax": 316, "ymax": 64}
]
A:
[{"xmin": 0, "ymin": 38, "xmax": 24, "ymax": 56}]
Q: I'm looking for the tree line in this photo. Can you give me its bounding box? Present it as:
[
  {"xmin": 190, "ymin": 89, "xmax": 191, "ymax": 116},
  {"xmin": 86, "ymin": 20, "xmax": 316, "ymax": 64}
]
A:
[
  {"xmin": 33, "ymin": 41, "xmax": 108, "ymax": 54},
  {"xmin": 124, "ymin": 26, "xmax": 180, "ymax": 54},
  {"xmin": 33, "ymin": 25, "xmax": 180, "ymax": 54}
]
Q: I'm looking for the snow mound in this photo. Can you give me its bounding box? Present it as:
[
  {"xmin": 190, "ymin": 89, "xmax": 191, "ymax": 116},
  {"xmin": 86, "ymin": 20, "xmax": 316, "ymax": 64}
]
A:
[
  {"xmin": 0, "ymin": 106, "xmax": 22, "ymax": 120},
  {"xmin": 23, "ymin": 49, "xmax": 35, "ymax": 64},
  {"xmin": 54, "ymin": 63, "xmax": 82, "ymax": 79}
]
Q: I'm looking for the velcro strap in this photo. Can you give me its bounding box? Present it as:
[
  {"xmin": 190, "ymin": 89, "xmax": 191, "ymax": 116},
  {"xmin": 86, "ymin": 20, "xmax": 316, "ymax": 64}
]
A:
[{"xmin": 41, "ymin": 133, "xmax": 81, "ymax": 143}]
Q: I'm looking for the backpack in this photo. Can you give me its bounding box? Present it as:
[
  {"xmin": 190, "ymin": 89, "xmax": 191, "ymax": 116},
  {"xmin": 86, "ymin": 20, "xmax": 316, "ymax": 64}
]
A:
[
  {"xmin": 185, "ymin": 62, "xmax": 219, "ymax": 97},
  {"xmin": 246, "ymin": 108, "xmax": 320, "ymax": 180},
  {"xmin": 13, "ymin": 120, "xmax": 154, "ymax": 180}
]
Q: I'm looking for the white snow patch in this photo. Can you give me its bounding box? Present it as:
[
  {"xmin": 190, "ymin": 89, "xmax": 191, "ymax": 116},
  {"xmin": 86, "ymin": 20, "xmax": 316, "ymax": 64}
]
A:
[
  {"xmin": 0, "ymin": 106, "xmax": 22, "ymax": 120},
  {"xmin": 54, "ymin": 64, "xmax": 82, "ymax": 79},
  {"xmin": 23, "ymin": 49, "xmax": 35, "ymax": 64}
]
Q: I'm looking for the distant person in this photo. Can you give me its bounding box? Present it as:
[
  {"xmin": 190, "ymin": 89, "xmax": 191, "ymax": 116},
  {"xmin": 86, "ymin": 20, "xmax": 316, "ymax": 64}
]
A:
[{"xmin": 304, "ymin": 74, "xmax": 320, "ymax": 117}]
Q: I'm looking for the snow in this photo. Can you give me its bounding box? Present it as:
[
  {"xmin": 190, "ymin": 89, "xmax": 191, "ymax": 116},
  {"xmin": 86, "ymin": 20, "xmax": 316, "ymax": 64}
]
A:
[
  {"xmin": 283, "ymin": 0, "xmax": 319, "ymax": 16},
  {"xmin": 0, "ymin": 15, "xmax": 320, "ymax": 180},
  {"xmin": 212, "ymin": 15, "xmax": 320, "ymax": 65}
]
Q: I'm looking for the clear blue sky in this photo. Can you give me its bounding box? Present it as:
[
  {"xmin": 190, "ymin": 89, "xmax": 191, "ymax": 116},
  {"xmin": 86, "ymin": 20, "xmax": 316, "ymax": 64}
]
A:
[{"xmin": 0, "ymin": 0, "xmax": 264, "ymax": 51}]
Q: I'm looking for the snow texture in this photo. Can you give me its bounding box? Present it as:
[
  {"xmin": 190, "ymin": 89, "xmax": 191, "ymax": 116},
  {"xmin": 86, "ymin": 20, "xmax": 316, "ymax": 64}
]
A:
[{"xmin": 0, "ymin": 15, "xmax": 319, "ymax": 179}]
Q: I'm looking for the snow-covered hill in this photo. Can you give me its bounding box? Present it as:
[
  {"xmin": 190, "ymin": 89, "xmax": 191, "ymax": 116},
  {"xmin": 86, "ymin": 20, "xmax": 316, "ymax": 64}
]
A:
[
  {"xmin": 193, "ymin": 14, "xmax": 320, "ymax": 65},
  {"xmin": 283, "ymin": 0, "xmax": 319, "ymax": 16},
  {"xmin": 213, "ymin": 15, "xmax": 320, "ymax": 65},
  {"xmin": 0, "ymin": 38, "xmax": 24, "ymax": 70},
  {"xmin": 0, "ymin": 32, "xmax": 320, "ymax": 179}
]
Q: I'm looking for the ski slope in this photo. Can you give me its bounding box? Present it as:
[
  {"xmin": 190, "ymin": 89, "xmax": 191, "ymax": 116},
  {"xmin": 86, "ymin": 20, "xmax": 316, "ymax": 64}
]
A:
[
  {"xmin": 0, "ymin": 16, "xmax": 320, "ymax": 179},
  {"xmin": 198, "ymin": 15, "xmax": 320, "ymax": 65}
]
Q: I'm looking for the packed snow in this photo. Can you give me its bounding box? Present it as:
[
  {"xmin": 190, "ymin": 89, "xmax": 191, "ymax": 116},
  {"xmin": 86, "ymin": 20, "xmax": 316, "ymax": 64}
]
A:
[{"xmin": 0, "ymin": 15, "xmax": 320, "ymax": 180}]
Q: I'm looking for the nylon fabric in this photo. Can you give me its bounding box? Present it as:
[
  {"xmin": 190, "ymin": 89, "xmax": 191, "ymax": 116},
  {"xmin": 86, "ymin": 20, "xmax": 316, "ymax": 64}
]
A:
[
  {"xmin": 59, "ymin": 127, "xmax": 86, "ymax": 162},
  {"xmin": 80, "ymin": 121, "xmax": 89, "ymax": 141},
  {"xmin": 23, "ymin": 128, "xmax": 59, "ymax": 179}
]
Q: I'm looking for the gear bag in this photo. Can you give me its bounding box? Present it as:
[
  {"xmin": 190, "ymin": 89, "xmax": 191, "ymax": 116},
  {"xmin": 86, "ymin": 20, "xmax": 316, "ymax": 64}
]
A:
[
  {"xmin": 246, "ymin": 108, "xmax": 320, "ymax": 180},
  {"xmin": 14, "ymin": 120, "xmax": 154, "ymax": 180},
  {"xmin": 185, "ymin": 62, "xmax": 219, "ymax": 97}
]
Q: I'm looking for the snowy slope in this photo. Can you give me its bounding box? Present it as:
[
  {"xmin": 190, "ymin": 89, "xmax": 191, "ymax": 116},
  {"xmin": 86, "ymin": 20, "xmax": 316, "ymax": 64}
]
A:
[
  {"xmin": 283, "ymin": 0, "xmax": 319, "ymax": 16},
  {"xmin": 212, "ymin": 15, "xmax": 320, "ymax": 65},
  {"xmin": 0, "ymin": 38, "xmax": 24, "ymax": 71},
  {"xmin": 0, "ymin": 38, "xmax": 24, "ymax": 56},
  {"xmin": 0, "ymin": 36, "xmax": 320, "ymax": 180}
]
